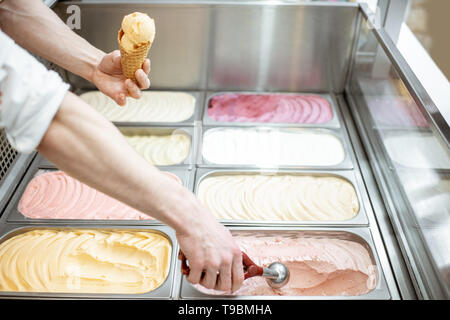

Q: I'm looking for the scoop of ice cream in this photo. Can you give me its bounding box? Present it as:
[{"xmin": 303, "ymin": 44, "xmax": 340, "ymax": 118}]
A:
[
  {"xmin": 121, "ymin": 12, "xmax": 155, "ymax": 51},
  {"xmin": 120, "ymin": 35, "xmax": 138, "ymax": 52}
]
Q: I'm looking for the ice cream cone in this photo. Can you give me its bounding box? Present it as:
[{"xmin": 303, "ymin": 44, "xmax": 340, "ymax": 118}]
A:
[{"xmin": 118, "ymin": 29, "xmax": 151, "ymax": 82}]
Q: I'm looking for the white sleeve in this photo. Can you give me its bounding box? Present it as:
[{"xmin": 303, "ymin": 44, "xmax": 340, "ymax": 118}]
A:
[{"xmin": 0, "ymin": 29, "xmax": 69, "ymax": 154}]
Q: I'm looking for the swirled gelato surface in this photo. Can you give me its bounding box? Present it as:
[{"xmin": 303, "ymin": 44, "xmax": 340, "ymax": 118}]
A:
[
  {"xmin": 197, "ymin": 174, "xmax": 359, "ymax": 221},
  {"xmin": 18, "ymin": 171, "xmax": 180, "ymax": 220},
  {"xmin": 80, "ymin": 91, "xmax": 195, "ymax": 122},
  {"xmin": 202, "ymin": 128, "xmax": 345, "ymax": 166},
  {"xmin": 0, "ymin": 229, "xmax": 171, "ymax": 294},
  {"xmin": 194, "ymin": 233, "xmax": 377, "ymax": 296},
  {"xmin": 125, "ymin": 132, "xmax": 190, "ymax": 165},
  {"xmin": 207, "ymin": 93, "xmax": 333, "ymax": 124}
]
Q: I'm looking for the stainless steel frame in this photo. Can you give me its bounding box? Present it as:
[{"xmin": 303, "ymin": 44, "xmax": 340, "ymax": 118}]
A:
[
  {"xmin": 376, "ymin": 0, "xmax": 410, "ymax": 44},
  {"xmin": 52, "ymin": 1, "xmax": 359, "ymax": 93},
  {"xmin": 357, "ymin": 5, "xmax": 449, "ymax": 146},
  {"xmin": 344, "ymin": 4, "xmax": 449, "ymax": 299},
  {"xmin": 0, "ymin": 153, "xmax": 35, "ymax": 217}
]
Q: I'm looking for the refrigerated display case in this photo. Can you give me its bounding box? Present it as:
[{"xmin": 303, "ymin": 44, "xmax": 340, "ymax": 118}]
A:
[{"xmin": 0, "ymin": 1, "xmax": 448, "ymax": 300}]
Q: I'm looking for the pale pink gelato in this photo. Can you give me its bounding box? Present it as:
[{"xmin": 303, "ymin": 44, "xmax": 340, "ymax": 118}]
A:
[
  {"xmin": 18, "ymin": 171, "xmax": 181, "ymax": 220},
  {"xmin": 194, "ymin": 233, "xmax": 377, "ymax": 296},
  {"xmin": 207, "ymin": 93, "xmax": 333, "ymax": 124}
]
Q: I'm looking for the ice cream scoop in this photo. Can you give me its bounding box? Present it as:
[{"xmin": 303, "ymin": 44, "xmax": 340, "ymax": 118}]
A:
[
  {"xmin": 178, "ymin": 251, "xmax": 290, "ymax": 289},
  {"xmin": 241, "ymin": 252, "xmax": 290, "ymax": 288}
]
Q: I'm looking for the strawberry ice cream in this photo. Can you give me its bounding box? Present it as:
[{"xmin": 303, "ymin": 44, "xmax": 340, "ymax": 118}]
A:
[
  {"xmin": 207, "ymin": 93, "xmax": 333, "ymax": 124},
  {"xmin": 194, "ymin": 232, "xmax": 377, "ymax": 296}
]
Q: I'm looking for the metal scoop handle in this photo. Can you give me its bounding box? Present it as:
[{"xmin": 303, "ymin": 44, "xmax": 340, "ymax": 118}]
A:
[{"xmin": 178, "ymin": 250, "xmax": 263, "ymax": 279}]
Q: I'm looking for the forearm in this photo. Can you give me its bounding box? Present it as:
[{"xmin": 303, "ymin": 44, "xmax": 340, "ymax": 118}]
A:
[
  {"xmin": 0, "ymin": 0, "xmax": 103, "ymax": 82},
  {"xmin": 37, "ymin": 92, "xmax": 209, "ymax": 233}
]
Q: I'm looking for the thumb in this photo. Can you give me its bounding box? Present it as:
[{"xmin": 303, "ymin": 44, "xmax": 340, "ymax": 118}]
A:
[
  {"xmin": 98, "ymin": 50, "xmax": 121, "ymax": 73},
  {"xmin": 112, "ymin": 50, "xmax": 122, "ymax": 69}
]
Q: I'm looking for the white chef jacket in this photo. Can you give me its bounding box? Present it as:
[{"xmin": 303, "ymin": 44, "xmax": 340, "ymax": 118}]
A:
[{"xmin": 0, "ymin": 29, "xmax": 69, "ymax": 153}]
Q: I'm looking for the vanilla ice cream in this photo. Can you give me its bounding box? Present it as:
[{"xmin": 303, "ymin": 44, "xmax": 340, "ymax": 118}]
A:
[
  {"xmin": 120, "ymin": 12, "xmax": 155, "ymax": 52},
  {"xmin": 201, "ymin": 128, "xmax": 345, "ymax": 166},
  {"xmin": 194, "ymin": 232, "xmax": 377, "ymax": 296},
  {"xmin": 0, "ymin": 229, "xmax": 171, "ymax": 294},
  {"xmin": 80, "ymin": 91, "xmax": 195, "ymax": 122},
  {"xmin": 197, "ymin": 174, "xmax": 359, "ymax": 221},
  {"xmin": 124, "ymin": 132, "xmax": 190, "ymax": 165}
]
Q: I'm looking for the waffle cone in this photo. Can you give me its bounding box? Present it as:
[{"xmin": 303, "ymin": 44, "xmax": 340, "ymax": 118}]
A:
[{"xmin": 118, "ymin": 29, "xmax": 151, "ymax": 81}]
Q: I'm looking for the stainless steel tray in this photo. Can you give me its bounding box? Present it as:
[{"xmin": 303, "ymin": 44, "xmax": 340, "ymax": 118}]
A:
[
  {"xmin": 4, "ymin": 158, "xmax": 195, "ymax": 224},
  {"xmin": 197, "ymin": 126, "xmax": 354, "ymax": 169},
  {"xmin": 176, "ymin": 226, "xmax": 390, "ymax": 300},
  {"xmin": 0, "ymin": 224, "xmax": 178, "ymax": 299},
  {"xmin": 118, "ymin": 126, "xmax": 196, "ymax": 168},
  {"xmin": 75, "ymin": 89, "xmax": 204, "ymax": 127},
  {"xmin": 193, "ymin": 168, "xmax": 369, "ymax": 226},
  {"xmin": 202, "ymin": 91, "xmax": 341, "ymax": 128}
]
